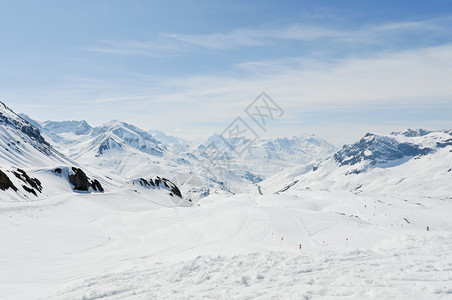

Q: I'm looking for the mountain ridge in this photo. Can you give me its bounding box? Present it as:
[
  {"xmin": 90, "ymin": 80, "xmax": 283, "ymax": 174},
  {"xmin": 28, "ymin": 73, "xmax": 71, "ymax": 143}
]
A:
[{"xmin": 260, "ymin": 129, "xmax": 452, "ymax": 198}]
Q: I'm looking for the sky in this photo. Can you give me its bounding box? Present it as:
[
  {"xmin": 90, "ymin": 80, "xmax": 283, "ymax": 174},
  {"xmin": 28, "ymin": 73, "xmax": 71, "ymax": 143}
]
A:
[{"xmin": 1, "ymin": 0, "xmax": 452, "ymax": 146}]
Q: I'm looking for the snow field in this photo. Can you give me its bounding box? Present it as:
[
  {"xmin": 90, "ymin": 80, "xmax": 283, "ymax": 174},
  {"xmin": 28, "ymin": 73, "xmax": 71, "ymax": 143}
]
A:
[{"xmin": 1, "ymin": 189, "xmax": 451, "ymax": 299}]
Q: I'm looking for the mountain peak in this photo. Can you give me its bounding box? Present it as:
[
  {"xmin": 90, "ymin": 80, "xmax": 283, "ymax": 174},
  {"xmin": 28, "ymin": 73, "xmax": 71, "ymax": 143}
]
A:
[{"xmin": 334, "ymin": 133, "xmax": 432, "ymax": 167}]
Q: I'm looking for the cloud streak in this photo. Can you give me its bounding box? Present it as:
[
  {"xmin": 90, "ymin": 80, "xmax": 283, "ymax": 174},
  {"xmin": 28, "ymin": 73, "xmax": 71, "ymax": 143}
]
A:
[{"xmin": 84, "ymin": 16, "xmax": 452, "ymax": 55}]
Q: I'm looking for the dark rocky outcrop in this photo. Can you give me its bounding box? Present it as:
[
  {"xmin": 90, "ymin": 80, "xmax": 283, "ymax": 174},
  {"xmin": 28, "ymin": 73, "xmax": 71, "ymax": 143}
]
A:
[
  {"xmin": 68, "ymin": 167, "xmax": 91, "ymax": 191},
  {"xmin": 91, "ymin": 179, "xmax": 104, "ymax": 192},
  {"xmin": 138, "ymin": 176, "xmax": 182, "ymax": 198},
  {"xmin": 22, "ymin": 185, "xmax": 37, "ymax": 196},
  {"xmin": 437, "ymin": 139, "xmax": 452, "ymax": 148},
  {"xmin": 98, "ymin": 137, "xmax": 123, "ymax": 155},
  {"xmin": 19, "ymin": 125, "xmax": 49, "ymax": 146},
  {"xmin": 0, "ymin": 169, "xmax": 18, "ymax": 192},
  {"xmin": 334, "ymin": 133, "xmax": 432, "ymax": 167},
  {"xmin": 68, "ymin": 167, "xmax": 104, "ymax": 192},
  {"xmin": 0, "ymin": 102, "xmax": 49, "ymax": 146},
  {"xmin": 12, "ymin": 168, "xmax": 42, "ymax": 193}
]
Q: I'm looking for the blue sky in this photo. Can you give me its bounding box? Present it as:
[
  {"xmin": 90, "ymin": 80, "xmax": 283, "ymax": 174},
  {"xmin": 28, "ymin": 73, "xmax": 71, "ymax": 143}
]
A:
[{"xmin": 1, "ymin": 0, "xmax": 452, "ymax": 145}]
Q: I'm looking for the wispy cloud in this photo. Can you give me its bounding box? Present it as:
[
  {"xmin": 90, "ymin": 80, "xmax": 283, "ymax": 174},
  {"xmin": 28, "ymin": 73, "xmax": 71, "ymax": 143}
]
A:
[
  {"xmin": 19, "ymin": 16, "xmax": 452, "ymax": 142},
  {"xmin": 12, "ymin": 42, "xmax": 452, "ymax": 143},
  {"xmin": 84, "ymin": 16, "xmax": 452, "ymax": 55},
  {"xmin": 84, "ymin": 38, "xmax": 185, "ymax": 56}
]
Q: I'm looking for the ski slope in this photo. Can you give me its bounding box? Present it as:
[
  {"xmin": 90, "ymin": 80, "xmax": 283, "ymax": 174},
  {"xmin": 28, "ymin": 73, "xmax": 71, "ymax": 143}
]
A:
[{"xmin": 1, "ymin": 190, "xmax": 451, "ymax": 299}]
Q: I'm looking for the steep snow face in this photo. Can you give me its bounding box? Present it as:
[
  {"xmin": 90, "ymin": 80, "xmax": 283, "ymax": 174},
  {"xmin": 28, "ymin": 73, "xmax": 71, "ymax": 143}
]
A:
[
  {"xmin": 1, "ymin": 102, "xmax": 49, "ymax": 146},
  {"xmin": 0, "ymin": 103, "xmax": 70, "ymax": 168},
  {"xmin": 92, "ymin": 121, "xmax": 164, "ymax": 156},
  {"xmin": 261, "ymin": 130, "xmax": 452, "ymax": 198}
]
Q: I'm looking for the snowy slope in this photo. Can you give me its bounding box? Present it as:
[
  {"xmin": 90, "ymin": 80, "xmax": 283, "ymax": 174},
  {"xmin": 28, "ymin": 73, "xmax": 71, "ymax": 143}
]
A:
[
  {"xmin": 0, "ymin": 103, "xmax": 70, "ymax": 168},
  {"xmin": 1, "ymin": 103, "xmax": 187, "ymax": 203},
  {"xmin": 19, "ymin": 118, "xmax": 189, "ymax": 179},
  {"xmin": 1, "ymin": 190, "xmax": 451, "ymax": 299},
  {"xmin": 261, "ymin": 129, "xmax": 452, "ymax": 198}
]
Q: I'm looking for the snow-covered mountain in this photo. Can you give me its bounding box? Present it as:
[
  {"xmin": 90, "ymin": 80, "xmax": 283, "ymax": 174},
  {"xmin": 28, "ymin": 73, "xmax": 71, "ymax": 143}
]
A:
[
  {"xmin": 1, "ymin": 103, "xmax": 190, "ymax": 204},
  {"xmin": 197, "ymin": 133, "xmax": 336, "ymax": 184},
  {"xmin": 26, "ymin": 117, "xmax": 336, "ymax": 199},
  {"xmin": 0, "ymin": 102, "xmax": 99, "ymax": 200},
  {"xmin": 148, "ymin": 129, "xmax": 191, "ymax": 150},
  {"xmin": 19, "ymin": 114, "xmax": 94, "ymax": 147},
  {"xmin": 1, "ymin": 103, "xmax": 64, "ymax": 168},
  {"xmin": 18, "ymin": 117, "xmax": 251, "ymax": 199},
  {"xmin": 15, "ymin": 100, "xmax": 452, "ymax": 201},
  {"xmin": 260, "ymin": 129, "xmax": 452, "ymax": 198}
]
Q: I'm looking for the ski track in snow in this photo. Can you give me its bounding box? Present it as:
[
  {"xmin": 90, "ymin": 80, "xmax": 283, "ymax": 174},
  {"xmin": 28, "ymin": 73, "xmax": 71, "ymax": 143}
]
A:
[
  {"xmin": 48, "ymin": 239, "xmax": 452, "ymax": 300},
  {"xmin": 1, "ymin": 190, "xmax": 452, "ymax": 299}
]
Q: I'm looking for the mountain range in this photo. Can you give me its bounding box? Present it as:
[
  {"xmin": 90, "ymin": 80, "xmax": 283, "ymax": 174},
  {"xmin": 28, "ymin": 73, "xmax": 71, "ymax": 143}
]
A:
[
  {"xmin": 2, "ymin": 101, "xmax": 452, "ymax": 202},
  {"xmin": 260, "ymin": 129, "xmax": 452, "ymax": 199}
]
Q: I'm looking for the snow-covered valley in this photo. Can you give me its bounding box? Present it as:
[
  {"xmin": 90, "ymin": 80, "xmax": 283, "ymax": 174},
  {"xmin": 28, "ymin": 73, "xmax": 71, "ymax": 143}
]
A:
[{"xmin": 1, "ymin": 101, "xmax": 452, "ymax": 299}]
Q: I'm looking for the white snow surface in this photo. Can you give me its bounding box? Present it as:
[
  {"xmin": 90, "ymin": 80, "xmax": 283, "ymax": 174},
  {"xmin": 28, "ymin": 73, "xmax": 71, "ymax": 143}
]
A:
[
  {"xmin": 2, "ymin": 105, "xmax": 452, "ymax": 299},
  {"xmin": 1, "ymin": 190, "xmax": 451, "ymax": 299}
]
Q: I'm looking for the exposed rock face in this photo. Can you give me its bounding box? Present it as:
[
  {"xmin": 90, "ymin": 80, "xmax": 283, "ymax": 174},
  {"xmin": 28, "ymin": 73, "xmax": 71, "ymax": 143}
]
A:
[
  {"xmin": 68, "ymin": 167, "xmax": 91, "ymax": 191},
  {"xmin": 138, "ymin": 176, "xmax": 182, "ymax": 198},
  {"xmin": 437, "ymin": 139, "xmax": 452, "ymax": 148},
  {"xmin": 97, "ymin": 137, "xmax": 123, "ymax": 155},
  {"xmin": 67, "ymin": 167, "xmax": 104, "ymax": 192},
  {"xmin": 334, "ymin": 133, "xmax": 432, "ymax": 167},
  {"xmin": 91, "ymin": 179, "xmax": 104, "ymax": 192},
  {"xmin": 19, "ymin": 125, "xmax": 49, "ymax": 146},
  {"xmin": 12, "ymin": 168, "xmax": 42, "ymax": 193},
  {"xmin": 0, "ymin": 102, "xmax": 49, "ymax": 146},
  {"xmin": 0, "ymin": 169, "xmax": 18, "ymax": 192}
]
